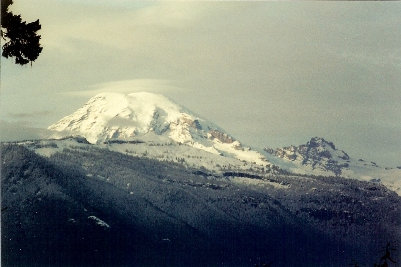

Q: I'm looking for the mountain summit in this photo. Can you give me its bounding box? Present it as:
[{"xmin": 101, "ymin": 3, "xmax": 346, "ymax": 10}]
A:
[
  {"xmin": 265, "ymin": 137, "xmax": 350, "ymax": 176},
  {"xmin": 48, "ymin": 92, "xmax": 268, "ymax": 165},
  {"xmin": 49, "ymin": 92, "xmax": 209, "ymax": 144}
]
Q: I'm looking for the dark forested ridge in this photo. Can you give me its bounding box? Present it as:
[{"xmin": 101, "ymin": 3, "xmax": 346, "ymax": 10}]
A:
[{"xmin": 1, "ymin": 141, "xmax": 401, "ymax": 266}]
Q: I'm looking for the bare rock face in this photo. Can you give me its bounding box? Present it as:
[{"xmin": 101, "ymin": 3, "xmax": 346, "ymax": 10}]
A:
[
  {"xmin": 265, "ymin": 137, "xmax": 352, "ymax": 176},
  {"xmin": 180, "ymin": 116, "xmax": 202, "ymax": 130},
  {"xmin": 208, "ymin": 130, "xmax": 235, "ymax": 144}
]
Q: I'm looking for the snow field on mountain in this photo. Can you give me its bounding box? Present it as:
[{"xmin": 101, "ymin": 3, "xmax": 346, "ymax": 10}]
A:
[
  {"xmin": 20, "ymin": 137, "xmax": 269, "ymax": 175},
  {"xmin": 229, "ymin": 176, "xmax": 290, "ymax": 190},
  {"xmin": 106, "ymin": 140, "xmax": 269, "ymax": 173}
]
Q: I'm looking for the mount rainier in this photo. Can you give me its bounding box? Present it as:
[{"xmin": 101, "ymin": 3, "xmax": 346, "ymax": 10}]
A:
[
  {"xmin": 47, "ymin": 92, "xmax": 400, "ymax": 195},
  {"xmin": 48, "ymin": 92, "xmax": 270, "ymax": 167}
]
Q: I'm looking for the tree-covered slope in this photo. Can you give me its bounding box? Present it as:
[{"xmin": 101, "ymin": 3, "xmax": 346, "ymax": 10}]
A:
[{"xmin": 2, "ymin": 143, "xmax": 400, "ymax": 266}]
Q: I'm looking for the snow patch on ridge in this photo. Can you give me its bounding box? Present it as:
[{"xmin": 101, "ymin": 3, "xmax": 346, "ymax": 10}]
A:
[{"xmin": 88, "ymin": 216, "xmax": 110, "ymax": 228}]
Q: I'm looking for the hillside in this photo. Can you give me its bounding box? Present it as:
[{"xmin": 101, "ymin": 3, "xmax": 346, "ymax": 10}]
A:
[{"xmin": 2, "ymin": 140, "xmax": 401, "ymax": 266}]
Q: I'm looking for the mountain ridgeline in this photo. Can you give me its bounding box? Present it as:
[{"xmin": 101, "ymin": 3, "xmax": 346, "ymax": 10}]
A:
[
  {"xmin": 264, "ymin": 137, "xmax": 401, "ymax": 195},
  {"xmin": 2, "ymin": 92, "xmax": 401, "ymax": 266}
]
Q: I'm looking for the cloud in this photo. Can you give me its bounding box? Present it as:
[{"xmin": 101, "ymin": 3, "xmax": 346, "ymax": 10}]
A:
[
  {"xmin": 8, "ymin": 110, "xmax": 52, "ymax": 119},
  {"xmin": 0, "ymin": 120, "xmax": 51, "ymax": 142},
  {"xmin": 63, "ymin": 79, "xmax": 183, "ymax": 97},
  {"xmin": 24, "ymin": 1, "xmax": 208, "ymax": 52},
  {"xmin": 3, "ymin": 1, "xmax": 401, "ymax": 166}
]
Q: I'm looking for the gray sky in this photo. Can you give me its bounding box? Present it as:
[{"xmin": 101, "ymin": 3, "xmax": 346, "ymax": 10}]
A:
[{"xmin": 1, "ymin": 1, "xmax": 400, "ymax": 166}]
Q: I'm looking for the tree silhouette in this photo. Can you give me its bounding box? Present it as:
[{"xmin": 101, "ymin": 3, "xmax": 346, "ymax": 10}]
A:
[
  {"xmin": 374, "ymin": 242, "xmax": 397, "ymax": 267},
  {"xmin": 1, "ymin": 0, "xmax": 42, "ymax": 65},
  {"xmin": 379, "ymin": 243, "xmax": 397, "ymax": 267}
]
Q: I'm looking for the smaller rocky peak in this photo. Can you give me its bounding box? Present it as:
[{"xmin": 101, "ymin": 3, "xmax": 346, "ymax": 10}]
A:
[{"xmin": 307, "ymin": 137, "xmax": 336, "ymax": 150}]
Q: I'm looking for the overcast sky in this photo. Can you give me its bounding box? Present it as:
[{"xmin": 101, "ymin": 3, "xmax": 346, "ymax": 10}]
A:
[{"xmin": 1, "ymin": 1, "xmax": 400, "ymax": 166}]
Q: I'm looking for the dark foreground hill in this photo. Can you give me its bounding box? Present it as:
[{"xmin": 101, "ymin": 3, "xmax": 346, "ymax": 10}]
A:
[{"xmin": 1, "ymin": 142, "xmax": 401, "ymax": 266}]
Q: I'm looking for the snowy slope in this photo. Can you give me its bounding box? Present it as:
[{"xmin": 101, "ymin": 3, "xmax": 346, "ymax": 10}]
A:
[
  {"xmin": 264, "ymin": 137, "xmax": 401, "ymax": 195},
  {"xmin": 20, "ymin": 137, "xmax": 271, "ymax": 176},
  {"xmin": 48, "ymin": 92, "xmax": 269, "ymax": 166}
]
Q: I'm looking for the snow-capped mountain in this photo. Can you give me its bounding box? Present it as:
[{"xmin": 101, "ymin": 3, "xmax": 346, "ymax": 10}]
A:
[
  {"xmin": 48, "ymin": 92, "xmax": 269, "ymax": 166},
  {"xmin": 47, "ymin": 92, "xmax": 399, "ymax": 194},
  {"xmin": 264, "ymin": 137, "xmax": 401, "ymax": 194}
]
